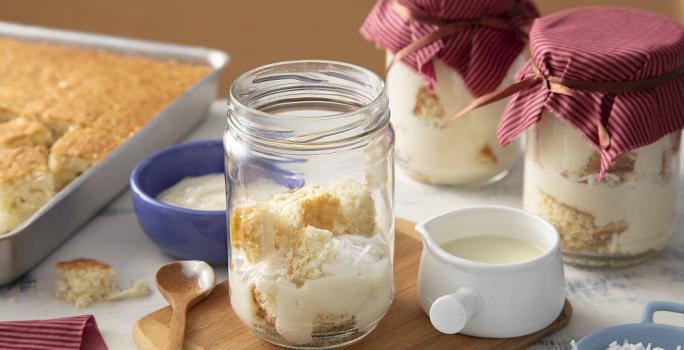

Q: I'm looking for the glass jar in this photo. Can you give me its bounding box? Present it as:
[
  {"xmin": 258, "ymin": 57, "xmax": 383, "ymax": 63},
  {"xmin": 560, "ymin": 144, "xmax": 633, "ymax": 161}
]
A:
[
  {"xmin": 225, "ymin": 61, "xmax": 395, "ymax": 348},
  {"xmin": 386, "ymin": 54, "xmax": 525, "ymax": 186},
  {"xmin": 523, "ymin": 114, "xmax": 680, "ymax": 267}
]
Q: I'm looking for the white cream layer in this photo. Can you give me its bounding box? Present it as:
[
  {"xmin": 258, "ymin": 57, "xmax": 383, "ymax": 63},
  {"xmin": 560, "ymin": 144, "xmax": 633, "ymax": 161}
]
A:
[
  {"xmin": 229, "ymin": 233, "xmax": 393, "ymax": 345},
  {"xmin": 523, "ymin": 115, "xmax": 679, "ymax": 255}
]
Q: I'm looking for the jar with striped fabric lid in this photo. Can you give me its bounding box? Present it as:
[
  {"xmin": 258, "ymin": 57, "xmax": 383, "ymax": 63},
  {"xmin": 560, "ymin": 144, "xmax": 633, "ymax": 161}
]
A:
[
  {"xmin": 361, "ymin": 0, "xmax": 539, "ymax": 186},
  {"xmin": 489, "ymin": 7, "xmax": 684, "ymax": 267}
]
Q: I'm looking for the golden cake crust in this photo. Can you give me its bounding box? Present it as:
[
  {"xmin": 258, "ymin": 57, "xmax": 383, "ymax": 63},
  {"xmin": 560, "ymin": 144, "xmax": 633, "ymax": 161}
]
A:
[
  {"xmin": 56, "ymin": 258, "xmax": 113, "ymax": 272},
  {"xmin": 0, "ymin": 36, "xmax": 210, "ymax": 137},
  {"xmin": 0, "ymin": 146, "xmax": 48, "ymax": 182},
  {"xmin": 50, "ymin": 127, "xmax": 121, "ymax": 161},
  {"xmin": 0, "ymin": 117, "xmax": 52, "ymax": 148}
]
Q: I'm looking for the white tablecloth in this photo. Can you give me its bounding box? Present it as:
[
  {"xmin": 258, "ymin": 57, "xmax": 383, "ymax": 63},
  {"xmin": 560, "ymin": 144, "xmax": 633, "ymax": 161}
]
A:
[{"xmin": 1, "ymin": 100, "xmax": 683, "ymax": 349}]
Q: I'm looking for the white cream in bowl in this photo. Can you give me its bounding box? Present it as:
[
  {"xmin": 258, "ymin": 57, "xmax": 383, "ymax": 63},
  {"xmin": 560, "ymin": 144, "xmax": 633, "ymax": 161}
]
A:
[{"xmin": 157, "ymin": 173, "xmax": 225, "ymax": 211}]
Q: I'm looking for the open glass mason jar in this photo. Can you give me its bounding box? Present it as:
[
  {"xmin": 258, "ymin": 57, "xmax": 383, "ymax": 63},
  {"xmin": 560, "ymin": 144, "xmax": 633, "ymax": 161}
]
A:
[{"xmin": 225, "ymin": 61, "xmax": 395, "ymax": 348}]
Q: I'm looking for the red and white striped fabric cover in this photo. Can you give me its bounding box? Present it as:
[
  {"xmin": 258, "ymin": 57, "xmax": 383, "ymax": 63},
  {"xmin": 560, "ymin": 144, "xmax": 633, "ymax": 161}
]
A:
[
  {"xmin": 0, "ymin": 315, "xmax": 107, "ymax": 350},
  {"xmin": 360, "ymin": 0, "xmax": 539, "ymax": 97},
  {"xmin": 498, "ymin": 6, "xmax": 684, "ymax": 176}
]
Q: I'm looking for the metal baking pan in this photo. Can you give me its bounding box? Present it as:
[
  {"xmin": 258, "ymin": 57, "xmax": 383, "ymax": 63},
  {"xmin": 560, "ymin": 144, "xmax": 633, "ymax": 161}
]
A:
[{"xmin": 0, "ymin": 21, "xmax": 229, "ymax": 285}]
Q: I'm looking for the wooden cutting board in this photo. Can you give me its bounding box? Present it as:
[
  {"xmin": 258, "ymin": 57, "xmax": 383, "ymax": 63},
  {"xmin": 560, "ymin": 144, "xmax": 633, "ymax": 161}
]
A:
[{"xmin": 133, "ymin": 219, "xmax": 572, "ymax": 350}]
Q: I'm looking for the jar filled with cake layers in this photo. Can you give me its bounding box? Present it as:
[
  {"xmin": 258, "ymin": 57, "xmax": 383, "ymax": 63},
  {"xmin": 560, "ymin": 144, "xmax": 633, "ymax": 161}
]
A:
[
  {"xmin": 488, "ymin": 7, "xmax": 684, "ymax": 267},
  {"xmin": 361, "ymin": 0, "xmax": 538, "ymax": 185},
  {"xmin": 525, "ymin": 117, "xmax": 680, "ymax": 267},
  {"xmin": 225, "ymin": 61, "xmax": 395, "ymax": 348}
]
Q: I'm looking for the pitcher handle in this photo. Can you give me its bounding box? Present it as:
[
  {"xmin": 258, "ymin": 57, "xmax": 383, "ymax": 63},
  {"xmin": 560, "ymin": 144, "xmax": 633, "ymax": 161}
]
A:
[{"xmin": 429, "ymin": 287, "xmax": 483, "ymax": 334}]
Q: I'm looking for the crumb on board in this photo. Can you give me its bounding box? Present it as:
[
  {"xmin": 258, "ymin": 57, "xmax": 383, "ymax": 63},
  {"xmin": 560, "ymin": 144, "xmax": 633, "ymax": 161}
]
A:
[{"xmin": 55, "ymin": 258, "xmax": 150, "ymax": 308}]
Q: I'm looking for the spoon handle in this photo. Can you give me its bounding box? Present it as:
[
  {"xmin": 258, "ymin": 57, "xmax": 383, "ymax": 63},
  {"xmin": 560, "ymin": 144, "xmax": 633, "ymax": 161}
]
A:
[{"xmin": 167, "ymin": 303, "xmax": 189, "ymax": 350}]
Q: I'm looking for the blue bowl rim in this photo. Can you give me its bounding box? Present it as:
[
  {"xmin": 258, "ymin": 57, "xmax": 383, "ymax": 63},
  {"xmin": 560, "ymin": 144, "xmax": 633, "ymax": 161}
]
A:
[
  {"xmin": 577, "ymin": 301, "xmax": 684, "ymax": 347},
  {"xmin": 130, "ymin": 139, "xmax": 226, "ymax": 217},
  {"xmin": 576, "ymin": 323, "xmax": 684, "ymax": 346}
]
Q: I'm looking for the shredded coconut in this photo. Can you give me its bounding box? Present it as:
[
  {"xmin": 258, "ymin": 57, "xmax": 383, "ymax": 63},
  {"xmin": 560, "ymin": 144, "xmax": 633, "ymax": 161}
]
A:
[{"xmin": 571, "ymin": 339, "xmax": 682, "ymax": 350}]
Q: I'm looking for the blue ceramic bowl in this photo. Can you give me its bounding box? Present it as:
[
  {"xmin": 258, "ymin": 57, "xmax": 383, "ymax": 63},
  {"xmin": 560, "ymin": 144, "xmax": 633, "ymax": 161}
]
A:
[
  {"xmin": 576, "ymin": 301, "xmax": 684, "ymax": 349},
  {"xmin": 130, "ymin": 139, "xmax": 227, "ymax": 264}
]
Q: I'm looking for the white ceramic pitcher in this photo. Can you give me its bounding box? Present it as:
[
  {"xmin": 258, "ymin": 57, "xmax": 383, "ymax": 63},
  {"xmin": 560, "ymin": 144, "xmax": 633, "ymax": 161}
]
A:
[{"xmin": 416, "ymin": 206, "xmax": 566, "ymax": 338}]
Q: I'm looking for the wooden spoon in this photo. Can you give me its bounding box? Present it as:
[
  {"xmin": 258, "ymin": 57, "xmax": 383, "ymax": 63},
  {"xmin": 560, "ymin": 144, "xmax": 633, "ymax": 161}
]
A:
[{"xmin": 156, "ymin": 260, "xmax": 216, "ymax": 350}]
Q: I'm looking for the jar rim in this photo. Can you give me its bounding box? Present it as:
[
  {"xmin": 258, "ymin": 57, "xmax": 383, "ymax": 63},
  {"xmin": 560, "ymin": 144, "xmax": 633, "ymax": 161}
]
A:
[
  {"xmin": 227, "ymin": 60, "xmax": 390, "ymax": 152},
  {"xmin": 229, "ymin": 59, "xmax": 387, "ymax": 122}
]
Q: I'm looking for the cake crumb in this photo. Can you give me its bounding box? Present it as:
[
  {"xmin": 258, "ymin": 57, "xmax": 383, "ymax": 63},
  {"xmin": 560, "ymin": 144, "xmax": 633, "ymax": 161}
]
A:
[
  {"xmin": 563, "ymin": 151, "xmax": 637, "ymax": 185},
  {"xmin": 7, "ymin": 297, "xmax": 16, "ymax": 304},
  {"xmin": 106, "ymin": 280, "xmax": 151, "ymax": 300},
  {"xmin": 406, "ymin": 170, "xmax": 432, "ymax": 184},
  {"xmin": 55, "ymin": 258, "xmax": 149, "ymax": 307},
  {"xmin": 659, "ymin": 133, "xmax": 680, "ymax": 181},
  {"xmin": 412, "ymin": 86, "xmax": 445, "ymax": 121},
  {"xmin": 475, "ymin": 145, "xmax": 498, "ymax": 166},
  {"xmin": 253, "ymin": 287, "xmax": 277, "ymax": 326},
  {"xmin": 536, "ymin": 190, "xmax": 628, "ymax": 252}
]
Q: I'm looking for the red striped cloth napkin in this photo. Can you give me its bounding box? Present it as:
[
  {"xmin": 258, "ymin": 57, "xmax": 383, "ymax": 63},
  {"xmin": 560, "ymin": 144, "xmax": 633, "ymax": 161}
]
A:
[{"xmin": 0, "ymin": 315, "xmax": 107, "ymax": 350}]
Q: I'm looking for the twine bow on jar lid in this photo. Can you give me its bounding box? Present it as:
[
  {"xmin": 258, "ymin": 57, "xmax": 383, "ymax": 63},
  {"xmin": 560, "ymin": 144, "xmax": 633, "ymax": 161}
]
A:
[
  {"xmin": 452, "ymin": 6, "xmax": 684, "ymax": 179},
  {"xmin": 448, "ymin": 55, "xmax": 684, "ymax": 150}
]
